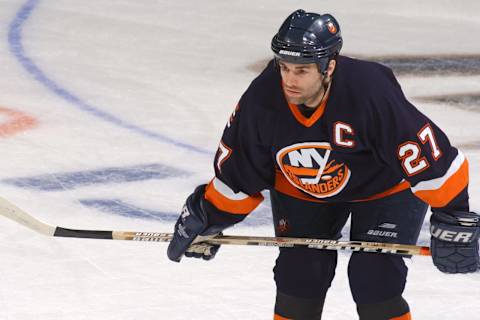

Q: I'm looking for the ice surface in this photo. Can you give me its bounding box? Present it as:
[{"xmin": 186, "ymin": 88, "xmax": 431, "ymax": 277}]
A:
[{"xmin": 0, "ymin": 0, "xmax": 479, "ymax": 319}]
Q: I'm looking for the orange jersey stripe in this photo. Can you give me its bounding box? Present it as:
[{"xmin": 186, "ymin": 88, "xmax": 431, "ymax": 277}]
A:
[
  {"xmin": 204, "ymin": 179, "xmax": 263, "ymax": 215},
  {"xmin": 274, "ymin": 314, "xmax": 292, "ymax": 320},
  {"xmin": 275, "ymin": 169, "xmax": 327, "ymax": 203},
  {"xmin": 352, "ymin": 180, "xmax": 411, "ymax": 202},
  {"xmin": 390, "ymin": 312, "xmax": 412, "ymax": 320},
  {"xmin": 414, "ymin": 157, "xmax": 468, "ymax": 208},
  {"xmin": 275, "ymin": 169, "xmax": 409, "ymax": 203}
]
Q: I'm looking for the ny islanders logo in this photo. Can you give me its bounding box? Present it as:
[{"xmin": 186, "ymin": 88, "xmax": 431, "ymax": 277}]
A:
[{"xmin": 276, "ymin": 142, "xmax": 351, "ymax": 198}]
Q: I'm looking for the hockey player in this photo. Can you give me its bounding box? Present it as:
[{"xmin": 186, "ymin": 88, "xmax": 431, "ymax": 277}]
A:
[{"xmin": 167, "ymin": 9, "xmax": 480, "ymax": 320}]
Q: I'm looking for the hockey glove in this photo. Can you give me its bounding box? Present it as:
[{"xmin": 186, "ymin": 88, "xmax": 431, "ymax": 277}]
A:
[
  {"xmin": 167, "ymin": 185, "xmax": 225, "ymax": 262},
  {"xmin": 430, "ymin": 210, "xmax": 480, "ymax": 273}
]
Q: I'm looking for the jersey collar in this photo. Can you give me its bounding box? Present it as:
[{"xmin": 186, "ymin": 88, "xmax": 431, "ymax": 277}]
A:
[{"xmin": 285, "ymin": 83, "xmax": 331, "ymax": 127}]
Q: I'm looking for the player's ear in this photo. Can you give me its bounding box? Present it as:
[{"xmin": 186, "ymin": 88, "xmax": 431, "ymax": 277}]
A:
[{"xmin": 326, "ymin": 60, "xmax": 336, "ymax": 77}]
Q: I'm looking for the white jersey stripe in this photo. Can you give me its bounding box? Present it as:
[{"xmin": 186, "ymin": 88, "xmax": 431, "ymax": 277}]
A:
[
  {"xmin": 411, "ymin": 151, "xmax": 465, "ymax": 193},
  {"xmin": 212, "ymin": 177, "xmax": 250, "ymax": 201}
]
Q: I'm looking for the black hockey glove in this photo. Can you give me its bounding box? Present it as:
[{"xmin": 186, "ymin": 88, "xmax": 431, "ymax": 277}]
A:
[
  {"xmin": 430, "ymin": 210, "xmax": 480, "ymax": 273},
  {"xmin": 167, "ymin": 185, "xmax": 225, "ymax": 262}
]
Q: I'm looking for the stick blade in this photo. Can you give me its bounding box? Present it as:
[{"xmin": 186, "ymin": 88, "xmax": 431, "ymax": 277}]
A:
[{"xmin": 0, "ymin": 197, "xmax": 55, "ymax": 236}]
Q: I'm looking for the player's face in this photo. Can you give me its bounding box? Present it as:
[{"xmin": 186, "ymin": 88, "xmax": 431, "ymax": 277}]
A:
[{"xmin": 279, "ymin": 61, "xmax": 325, "ymax": 107}]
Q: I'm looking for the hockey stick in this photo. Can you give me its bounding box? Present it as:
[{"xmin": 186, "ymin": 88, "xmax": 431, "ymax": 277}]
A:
[{"xmin": 0, "ymin": 197, "xmax": 431, "ymax": 256}]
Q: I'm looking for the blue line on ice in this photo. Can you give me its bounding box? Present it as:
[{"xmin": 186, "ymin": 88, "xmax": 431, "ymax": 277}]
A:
[
  {"xmin": 80, "ymin": 198, "xmax": 272, "ymax": 225},
  {"xmin": 79, "ymin": 199, "xmax": 180, "ymax": 222},
  {"xmin": 8, "ymin": 0, "xmax": 210, "ymax": 155},
  {"xmin": 2, "ymin": 163, "xmax": 189, "ymax": 191}
]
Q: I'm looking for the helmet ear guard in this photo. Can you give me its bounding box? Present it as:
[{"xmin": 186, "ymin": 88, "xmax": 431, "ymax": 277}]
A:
[
  {"xmin": 316, "ymin": 56, "xmax": 333, "ymax": 75},
  {"xmin": 271, "ymin": 9, "xmax": 343, "ymax": 74}
]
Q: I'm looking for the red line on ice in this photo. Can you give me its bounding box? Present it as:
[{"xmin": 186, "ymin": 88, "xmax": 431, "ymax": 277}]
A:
[{"xmin": 0, "ymin": 106, "xmax": 37, "ymax": 137}]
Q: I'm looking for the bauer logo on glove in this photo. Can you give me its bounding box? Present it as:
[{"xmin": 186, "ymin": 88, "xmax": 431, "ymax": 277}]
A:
[
  {"xmin": 430, "ymin": 225, "xmax": 476, "ymax": 243},
  {"xmin": 430, "ymin": 210, "xmax": 480, "ymax": 273}
]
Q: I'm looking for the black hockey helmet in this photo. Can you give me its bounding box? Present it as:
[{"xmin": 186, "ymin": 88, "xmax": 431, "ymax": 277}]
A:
[{"xmin": 271, "ymin": 9, "xmax": 343, "ymax": 73}]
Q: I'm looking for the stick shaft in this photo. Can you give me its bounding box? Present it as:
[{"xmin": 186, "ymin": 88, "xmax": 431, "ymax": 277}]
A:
[
  {"xmin": 115, "ymin": 232, "xmax": 430, "ymax": 256},
  {"xmin": 0, "ymin": 197, "xmax": 431, "ymax": 256}
]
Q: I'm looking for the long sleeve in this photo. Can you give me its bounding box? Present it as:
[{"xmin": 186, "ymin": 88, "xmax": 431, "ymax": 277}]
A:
[
  {"xmin": 202, "ymin": 84, "xmax": 276, "ymax": 226},
  {"xmin": 370, "ymin": 67, "xmax": 469, "ymax": 212}
]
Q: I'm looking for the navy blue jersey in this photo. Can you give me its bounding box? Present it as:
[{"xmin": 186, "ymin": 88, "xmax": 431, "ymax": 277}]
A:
[{"xmin": 203, "ymin": 56, "xmax": 469, "ymax": 222}]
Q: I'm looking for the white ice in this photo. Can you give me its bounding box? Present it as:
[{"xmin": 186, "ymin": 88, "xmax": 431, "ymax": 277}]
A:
[{"xmin": 0, "ymin": 0, "xmax": 479, "ymax": 319}]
